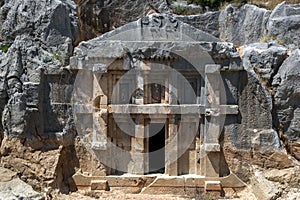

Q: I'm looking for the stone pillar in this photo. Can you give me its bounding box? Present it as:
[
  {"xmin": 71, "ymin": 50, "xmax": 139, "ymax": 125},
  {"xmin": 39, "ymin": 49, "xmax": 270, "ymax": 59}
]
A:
[
  {"xmin": 164, "ymin": 63, "xmax": 170, "ymax": 104},
  {"xmin": 202, "ymin": 64, "xmax": 222, "ymax": 178},
  {"xmin": 188, "ymin": 119, "xmax": 197, "ymax": 175},
  {"xmin": 135, "ymin": 60, "xmax": 144, "ymax": 105},
  {"xmin": 92, "ymin": 73, "xmax": 108, "ymax": 152},
  {"xmin": 131, "ymin": 114, "xmax": 145, "ymax": 174},
  {"xmin": 165, "ymin": 116, "xmax": 178, "ymax": 176},
  {"xmin": 169, "ymin": 71, "xmax": 178, "ymax": 104},
  {"xmin": 144, "ymin": 73, "xmax": 149, "ymax": 104}
]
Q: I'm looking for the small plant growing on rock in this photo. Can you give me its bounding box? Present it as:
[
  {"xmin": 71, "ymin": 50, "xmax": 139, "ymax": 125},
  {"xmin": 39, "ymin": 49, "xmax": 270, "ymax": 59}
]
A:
[
  {"xmin": 260, "ymin": 34, "xmax": 285, "ymax": 45},
  {"xmin": 173, "ymin": 4, "xmax": 188, "ymax": 14},
  {"xmin": 52, "ymin": 52, "xmax": 67, "ymax": 65},
  {"xmin": 52, "ymin": 53, "xmax": 63, "ymax": 63},
  {"xmin": 0, "ymin": 44, "xmax": 10, "ymax": 53},
  {"xmin": 173, "ymin": 4, "xmax": 200, "ymax": 15}
]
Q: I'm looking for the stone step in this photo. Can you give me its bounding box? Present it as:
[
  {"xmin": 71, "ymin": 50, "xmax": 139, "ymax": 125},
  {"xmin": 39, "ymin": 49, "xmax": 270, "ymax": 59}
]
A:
[{"xmin": 71, "ymin": 172, "xmax": 245, "ymax": 194}]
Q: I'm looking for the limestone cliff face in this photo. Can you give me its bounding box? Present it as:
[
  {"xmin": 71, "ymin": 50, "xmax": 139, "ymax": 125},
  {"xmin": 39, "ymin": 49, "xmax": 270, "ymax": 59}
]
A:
[
  {"xmin": 0, "ymin": 0, "xmax": 298, "ymax": 199},
  {"xmin": 0, "ymin": 0, "xmax": 80, "ymax": 194},
  {"xmin": 73, "ymin": 0, "xmax": 170, "ymax": 41}
]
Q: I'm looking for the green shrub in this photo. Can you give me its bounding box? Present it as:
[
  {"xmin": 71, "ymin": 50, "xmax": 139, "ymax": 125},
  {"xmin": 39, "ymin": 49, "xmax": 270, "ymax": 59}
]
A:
[{"xmin": 0, "ymin": 44, "xmax": 10, "ymax": 53}]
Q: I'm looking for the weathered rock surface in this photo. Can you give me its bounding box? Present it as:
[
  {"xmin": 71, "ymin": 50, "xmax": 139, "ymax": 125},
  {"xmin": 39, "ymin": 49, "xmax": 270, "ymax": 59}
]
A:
[
  {"xmin": 251, "ymin": 165, "xmax": 300, "ymax": 200},
  {"xmin": 0, "ymin": 137, "xmax": 104, "ymax": 194},
  {"xmin": 267, "ymin": 2, "xmax": 300, "ymax": 48},
  {"xmin": 74, "ymin": 0, "xmax": 170, "ymax": 41},
  {"xmin": 0, "ymin": 167, "xmax": 43, "ymax": 200},
  {"xmin": 0, "ymin": 138, "xmax": 62, "ymax": 191},
  {"xmin": 0, "ymin": 0, "xmax": 82, "ymax": 195},
  {"xmin": 237, "ymin": 69, "xmax": 279, "ymax": 148},
  {"xmin": 175, "ymin": 11, "xmax": 220, "ymax": 38},
  {"xmin": 61, "ymin": 1, "xmax": 300, "ymax": 48},
  {"xmin": 264, "ymin": 167, "xmax": 300, "ymax": 188},
  {"xmin": 251, "ymin": 167, "xmax": 281, "ymax": 200},
  {"xmin": 218, "ymin": 4, "xmax": 270, "ymax": 46},
  {"xmin": 0, "ymin": 0, "xmax": 78, "ymax": 55},
  {"xmin": 171, "ymin": 1, "xmax": 204, "ymax": 15},
  {"xmin": 261, "ymin": 166, "xmax": 300, "ymax": 200},
  {"xmin": 177, "ymin": 3, "xmax": 300, "ymax": 47},
  {"xmin": 272, "ymin": 49, "xmax": 300, "ymax": 160},
  {"xmin": 0, "ymin": 0, "xmax": 79, "ymax": 142},
  {"xmin": 241, "ymin": 42, "xmax": 288, "ymax": 88}
]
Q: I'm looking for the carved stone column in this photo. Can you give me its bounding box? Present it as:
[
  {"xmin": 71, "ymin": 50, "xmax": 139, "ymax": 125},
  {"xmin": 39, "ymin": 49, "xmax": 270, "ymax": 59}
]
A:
[
  {"xmin": 165, "ymin": 115, "xmax": 178, "ymax": 176},
  {"xmin": 135, "ymin": 60, "xmax": 144, "ymax": 105},
  {"xmin": 131, "ymin": 114, "xmax": 145, "ymax": 174},
  {"xmin": 203, "ymin": 64, "xmax": 222, "ymax": 178}
]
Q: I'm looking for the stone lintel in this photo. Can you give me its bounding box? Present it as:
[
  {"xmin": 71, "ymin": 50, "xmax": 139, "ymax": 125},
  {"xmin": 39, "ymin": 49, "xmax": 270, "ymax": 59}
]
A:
[
  {"xmin": 108, "ymin": 104, "xmax": 238, "ymax": 115},
  {"xmin": 71, "ymin": 40, "xmax": 246, "ymax": 71}
]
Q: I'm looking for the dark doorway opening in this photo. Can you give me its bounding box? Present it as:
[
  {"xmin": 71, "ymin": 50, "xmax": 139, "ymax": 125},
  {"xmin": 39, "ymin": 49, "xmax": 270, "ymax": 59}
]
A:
[{"xmin": 148, "ymin": 123, "xmax": 165, "ymax": 174}]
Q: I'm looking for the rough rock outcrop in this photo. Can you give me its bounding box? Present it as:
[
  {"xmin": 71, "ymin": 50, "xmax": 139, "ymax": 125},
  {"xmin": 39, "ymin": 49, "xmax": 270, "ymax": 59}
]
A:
[
  {"xmin": 175, "ymin": 11, "xmax": 220, "ymax": 38},
  {"xmin": 178, "ymin": 3, "xmax": 300, "ymax": 47},
  {"xmin": 0, "ymin": 167, "xmax": 43, "ymax": 200},
  {"xmin": 251, "ymin": 167, "xmax": 281, "ymax": 200},
  {"xmin": 218, "ymin": 4, "xmax": 270, "ymax": 46},
  {"xmin": 45, "ymin": 1, "xmax": 300, "ymax": 48},
  {"xmin": 236, "ymin": 69, "xmax": 281, "ymax": 149},
  {"xmin": 251, "ymin": 166, "xmax": 300, "ymax": 200},
  {"xmin": 0, "ymin": 137, "xmax": 104, "ymax": 194},
  {"xmin": 0, "ymin": 0, "xmax": 78, "ymax": 55},
  {"xmin": 0, "ymin": 0, "xmax": 79, "ymax": 141},
  {"xmin": 74, "ymin": 0, "xmax": 170, "ymax": 41},
  {"xmin": 0, "ymin": 0, "xmax": 81, "ymax": 194},
  {"xmin": 267, "ymin": 2, "xmax": 300, "ymax": 48},
  {"xmin": 272, "ymin": 49, "xmax": 300, "ymax": 160},
  {"xmin": 241, "ymin": 42, "xmax": 288, "ymax": 88}
]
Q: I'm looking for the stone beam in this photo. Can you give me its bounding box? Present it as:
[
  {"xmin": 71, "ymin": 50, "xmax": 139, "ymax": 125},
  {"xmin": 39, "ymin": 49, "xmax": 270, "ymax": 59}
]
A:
[{"xmin": 108, "ymin": 104, "xmax": 238, "ymax": 115}]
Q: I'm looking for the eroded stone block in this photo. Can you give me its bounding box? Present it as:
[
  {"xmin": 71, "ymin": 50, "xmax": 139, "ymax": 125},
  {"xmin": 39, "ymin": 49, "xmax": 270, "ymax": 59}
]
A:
[
  {"xmin": 90, "ymin": 180, "xmax": 109, "ymax": 191},
  {"xmin": 204, "ymin": 180, "xmax": 221, "ymax": 191}
]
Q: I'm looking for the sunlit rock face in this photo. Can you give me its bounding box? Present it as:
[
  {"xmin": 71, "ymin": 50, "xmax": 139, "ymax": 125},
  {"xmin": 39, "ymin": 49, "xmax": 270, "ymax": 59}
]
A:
[{"xmin": 272, "ymin": 49, "xmax": 300, "ymax": 160}]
